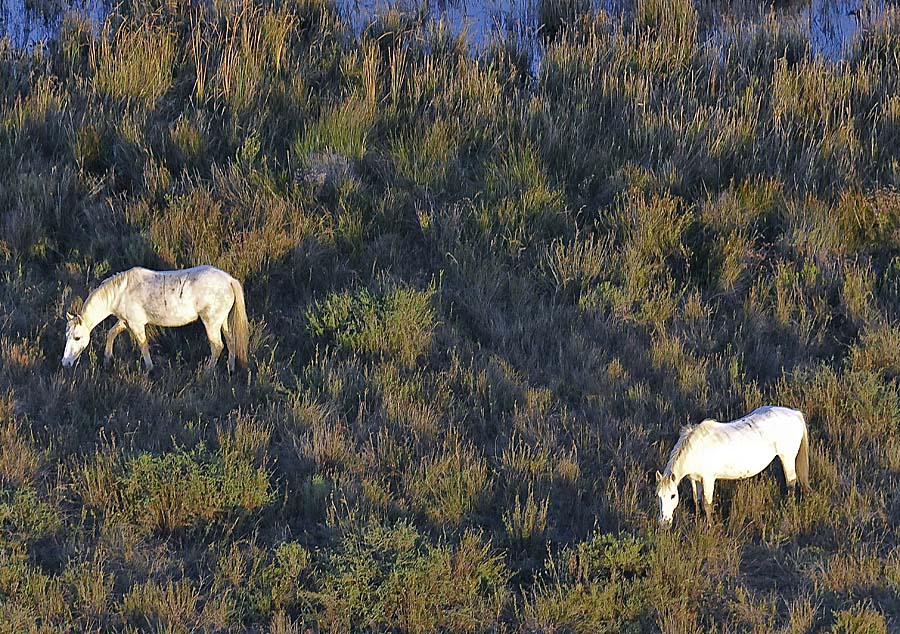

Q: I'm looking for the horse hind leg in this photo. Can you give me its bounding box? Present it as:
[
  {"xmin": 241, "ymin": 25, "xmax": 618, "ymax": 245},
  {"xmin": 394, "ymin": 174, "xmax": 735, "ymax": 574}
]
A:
[
  {"xmin": 221, "ymin": 316, "xmax": 235, "ymax": 372},
  {"xmin": 201, "ymin": 315, "xmax": 225, "ymax": 373},
  {"xmin": 779, "ymin": 453, "xmax": 801, "ymax": 502}
]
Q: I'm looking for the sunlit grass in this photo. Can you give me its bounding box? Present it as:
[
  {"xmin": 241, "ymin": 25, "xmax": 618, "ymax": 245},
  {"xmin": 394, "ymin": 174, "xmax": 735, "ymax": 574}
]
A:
[{"xmin": 1, "ymin": 0, "xmax": 899, "ymax": 630}]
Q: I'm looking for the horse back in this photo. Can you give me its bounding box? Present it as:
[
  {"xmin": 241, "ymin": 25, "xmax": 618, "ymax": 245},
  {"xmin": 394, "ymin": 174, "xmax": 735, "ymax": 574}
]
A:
[
  {"xmin": 741, "ymin": 406, "xmax": 806, "ymax": 443},
  {"xmin": 118, "ymin": 265, "xmax": 236, "ymax": 326},
  {"xmin": 687, "ymin": 407, "xmax": 805, "ymax": 479}
]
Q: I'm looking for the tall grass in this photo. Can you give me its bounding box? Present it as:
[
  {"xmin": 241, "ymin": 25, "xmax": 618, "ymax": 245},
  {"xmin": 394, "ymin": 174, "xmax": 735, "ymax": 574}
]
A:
[
  {"xmin": 90, "ymin": 20, "xmax": 177, "ymax": 105},
  {"xmin": 1, "ymin": 0, "xmax": 900, "ymax": 631}
]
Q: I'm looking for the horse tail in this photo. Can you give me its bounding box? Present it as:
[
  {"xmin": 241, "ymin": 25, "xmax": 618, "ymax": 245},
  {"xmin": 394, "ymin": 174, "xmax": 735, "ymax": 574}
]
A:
[
  {"xmin": 228, "ymin": 278, "xmax": 250, "ymax": 368},
  {"xmin": 796, "ymin": 412, "xmax": 810, "ymax": 491}
]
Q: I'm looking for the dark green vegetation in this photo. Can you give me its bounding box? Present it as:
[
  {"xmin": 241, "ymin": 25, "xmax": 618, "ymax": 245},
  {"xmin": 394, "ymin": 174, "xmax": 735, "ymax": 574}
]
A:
[{"xmin": 1, "ymin": 0, "xmax": 900, "ymax": 631}]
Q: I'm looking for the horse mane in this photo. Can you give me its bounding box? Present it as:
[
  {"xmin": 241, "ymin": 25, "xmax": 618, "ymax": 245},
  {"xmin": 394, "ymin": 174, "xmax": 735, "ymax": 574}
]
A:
[
  {"xmin": 82, "ymin": 270, "xmax": 130, "ymax": 316},
  {"xmin": 664, "ymin": 419, "xmax": 715, "ymax": 474}
]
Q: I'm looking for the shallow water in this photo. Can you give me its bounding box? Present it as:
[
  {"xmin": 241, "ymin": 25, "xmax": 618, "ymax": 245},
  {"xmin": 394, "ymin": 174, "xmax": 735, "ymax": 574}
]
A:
[
  {"xmin": 0, "ymin": 0, "xmax": 890, "ymax": 61},
  {"xmin": 0, "ymin": 0, "xmax": 107, "ymax": 48}
]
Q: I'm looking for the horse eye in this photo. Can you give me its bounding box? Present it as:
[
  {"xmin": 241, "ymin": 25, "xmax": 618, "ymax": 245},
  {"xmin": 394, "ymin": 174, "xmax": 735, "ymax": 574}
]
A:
[
  {"xmin": 670, "ymin": 494, "xmax": 676, "ymax": 500},
  {"xmin": 74, "ymin": 336, "xmax": 82, "ymax": 341}
]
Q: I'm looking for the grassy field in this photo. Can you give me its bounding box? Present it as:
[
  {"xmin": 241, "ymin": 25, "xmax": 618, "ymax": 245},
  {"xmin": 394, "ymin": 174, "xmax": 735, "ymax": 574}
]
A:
[{"xmin": 1, "ymin": 0, "xmax": 900, "ymax": 631}]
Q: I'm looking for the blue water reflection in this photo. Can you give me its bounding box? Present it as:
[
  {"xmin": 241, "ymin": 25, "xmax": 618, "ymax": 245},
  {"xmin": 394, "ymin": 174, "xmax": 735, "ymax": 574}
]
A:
[
  {"xmin": 0, "ymin": 0, "xmax": 107, "ymax": 48},
  {"xmin": 0, "ymin": 0, "xmax": 890, "ymax": 61}
]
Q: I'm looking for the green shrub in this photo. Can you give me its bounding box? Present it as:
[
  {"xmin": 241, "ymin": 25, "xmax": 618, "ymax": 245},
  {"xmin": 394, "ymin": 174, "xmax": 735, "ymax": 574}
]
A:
[
  {"xmin": 3, "ymin": 76, "xmax": 68, "ymax": 155},
  {"xmin": 525, "ymin": 532, "xmax": 653, "ymax": 632},
  {"xmin": 0, "ymin": 488, "xmax": 61, "ymax": 543},
  {"xmin": 831, "ymin": 601, "xmax": 888, "ymax": 634},
  {"xmin": 120, "ymin": 578, "xmax": 202, "ymax": 632},
  {"xmin": 0, "ymin": 546, "xmax": 69, "ymax": 630},
  {"xmin": 318, "ymin": 520, "xmax": 509, "ymax": 632},
  {"xmin": 834, "ymin": 189, "xmax": 900, "ymax": 253},
  {"xmin": 294, "ymin": 97, "xmax": 375, "ymax": 164},
  {"xmin": 538, "ymin": 0, "xmax": 591, "ymax": 40},
  {"xmin": 211, "ymin": 3, "xmax": 298, "ymax": 116},
  {"xmin": 405, "ymin": 431, "xmax": 491, "ymax": 527},
  {"xmin": 632, "ymin": 0, "xmax": 698, "ymax": 71},
  {"xmin": 390, "ymin": 117, "xmax": 463, "ymax": 195},
  {"xmin": 138, "ymin": 171, "xmax": 309, "ymax": 279},
  {"xmin": 502, "ymin": 485, "xmax": 550, "ymax": 552},
  {"xmin": 483, "ymin": 140, "xmax": 567, "ymax": 249},
  {"xmin": 249, "ymin": 541, "xmax": 313, "ymax": 616},
  {"xmin": 307, "ymin": 283, "xmax": 435, "ymax": 366},
  {"xmin": 168, "ymin": 113, "xmax": 206, "ymax": 173},
  {"xmin": 77, "ymin": 446, "xmax": 271, "ymax": 534},
  {"xmin": 0, "ymin": 419, "xmax": 42, "ymax": 488},
  {"xmin": 541, "ymin": 233, "xmax": 612, "ymax": 300},
  {"xmin": 848, "ymin": 323, "xmax": 900, "ymax": 378},
  {"xmin": 72, "ymin": 123, "xmax": 106, "ymax": 174},
  {"xmin": 597, "ymin": 191, "xmax": 694, "ymax": 323}
]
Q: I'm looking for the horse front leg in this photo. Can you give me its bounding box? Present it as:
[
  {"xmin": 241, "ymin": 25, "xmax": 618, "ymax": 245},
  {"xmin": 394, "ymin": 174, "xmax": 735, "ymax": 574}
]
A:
[
  {"xmin": 702, "ymin": 478, "xmax": 716, "ymax": 524},
  {"xmin": 128, "ymin": 322, "xmax": 153, "ymax": 371},
  {"xmin": 690, "ymin": 479, "xmax": 703, "ymax": 519},
  {"xmin": 104, "ymin": 320, "xmax": 127, "ymax": 366}
]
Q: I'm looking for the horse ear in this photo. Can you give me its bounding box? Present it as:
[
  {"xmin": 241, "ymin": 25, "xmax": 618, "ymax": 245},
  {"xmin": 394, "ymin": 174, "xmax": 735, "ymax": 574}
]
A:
[
  {"xmin": 669, "ymin": 473, "xmax": 677, "ymax": 483},
  {"xmin": 655, "ymin": 470, "xmax": 662, "ymax": 482}
]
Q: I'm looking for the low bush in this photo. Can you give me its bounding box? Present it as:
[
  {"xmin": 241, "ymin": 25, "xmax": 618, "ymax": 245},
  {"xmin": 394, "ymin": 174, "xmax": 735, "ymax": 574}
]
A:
[
  {"xmin": 307, "ymin": 282, "xmax": 435, "ymax": 367},
  {"xmin": 77, "ymin": 446, "xmax": 271, "ymax": 534},
  {"xmin": 317, "ymin": 520, "xmax": 509, "ymax": 632}
]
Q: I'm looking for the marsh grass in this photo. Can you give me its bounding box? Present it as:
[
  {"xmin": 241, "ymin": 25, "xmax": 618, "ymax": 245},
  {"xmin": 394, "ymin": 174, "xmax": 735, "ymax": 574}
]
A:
[
  {"xmin": 406, "ymin": 428, "xmax": 491, "ymax": 527},
  {"xmin": 90, "ymin": 19, "xmax": 177, "ymax": 105},
  {"xmin": 524, "ymin": 531, "xmax": 654, "ymax": 631},
  {"xmin": 317, "ymin": 520, "xmax": 508, "ymax": 632},
  {"xmin": 76, "ymin": 444, "xmax": 271, "ymax": 535},
  {"xmin": 0, "ymin": 419, "xmax": 43, "ymax": 487},
  {"xmin": 2, "ymin": 0, "xmax": 900, "ymax": 630},
  {"xmin": 307, "ymin": 281, "xmax": 435, "ymax": 367}
]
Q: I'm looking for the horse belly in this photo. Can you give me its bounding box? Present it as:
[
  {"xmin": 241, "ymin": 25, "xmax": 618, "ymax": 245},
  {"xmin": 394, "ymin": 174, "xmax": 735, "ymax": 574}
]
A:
[
  {"xmin": 154, "ymin": 312, "xmax": 200, "ymax": 327},
  {"xmin": 142, "ymin": 302, "xmax": 200, "ymax": 327},
  {"xmin": 714, "ymin": 445, "xmax": 776, "ymax": 480}
]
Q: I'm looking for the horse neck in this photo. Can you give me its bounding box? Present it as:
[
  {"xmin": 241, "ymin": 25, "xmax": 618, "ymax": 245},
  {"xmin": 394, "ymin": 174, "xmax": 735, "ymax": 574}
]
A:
[
  {"xmin": 81, "ymin": 277, "xmax": 121, "ymax": 329},
  {"xmin": 666, "ymin": 433, "xmax": 698, "ymax": 482},
  {"xmin": 667, "ymin": 451, "xmax": 689, "ymax": 482}
]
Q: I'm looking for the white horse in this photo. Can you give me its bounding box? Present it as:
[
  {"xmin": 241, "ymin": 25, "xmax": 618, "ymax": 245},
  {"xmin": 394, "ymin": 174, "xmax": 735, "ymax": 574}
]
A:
[
  {"xmin": 656, "ymin": 406, "xmax": 809, "ymax": 527},
  {"xmin": 63, "ymin": 265, "xmax": 250, "ymax": 373}
]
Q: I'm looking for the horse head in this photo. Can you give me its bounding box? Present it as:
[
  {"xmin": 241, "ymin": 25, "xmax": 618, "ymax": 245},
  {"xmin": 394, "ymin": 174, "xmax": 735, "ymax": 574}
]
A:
[
  {"xmin": 656, "ymin": 470, "xmax": 679, "ymax": 528},
  {"xmin": 62, "ymin": 297, "xmax": 90, "ymax": 367}
]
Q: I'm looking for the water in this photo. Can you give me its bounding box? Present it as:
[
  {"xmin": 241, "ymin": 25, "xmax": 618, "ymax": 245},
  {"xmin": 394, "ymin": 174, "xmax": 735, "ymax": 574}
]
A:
[
  {"xmin": 0, "ymin": 0, "xmax": 107, "ymax": 48},
  {"xmin": 0, "ymin": 0, "xmax": 891, "ymax": 61},
  {"xmin": 338, "ymin": 0, "xmax": 892, "ymax": 61},
  {"xmin": 803, "ymin": 0, "xmax": 886, "ymax": 56}
]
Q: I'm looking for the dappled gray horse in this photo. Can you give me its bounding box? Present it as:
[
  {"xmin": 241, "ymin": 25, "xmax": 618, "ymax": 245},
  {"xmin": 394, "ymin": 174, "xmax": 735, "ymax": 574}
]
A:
[
  {"xmin": 63, "ymin": 265, "xmax": 249, "ymax": 372},
  {"xmin": 656, "ymin": 405, "xmax": 810, "ymax": 527}
]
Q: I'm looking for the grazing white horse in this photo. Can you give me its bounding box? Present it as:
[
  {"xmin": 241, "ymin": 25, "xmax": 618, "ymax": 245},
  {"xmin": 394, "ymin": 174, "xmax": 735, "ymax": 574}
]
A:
[
  {"xmin": 62, "ymin": 265, "xmax": 249, "ymax": 372},
  {"xmin": 656, "ymin": 406, "xmax": 809, "ymax": 527}
]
